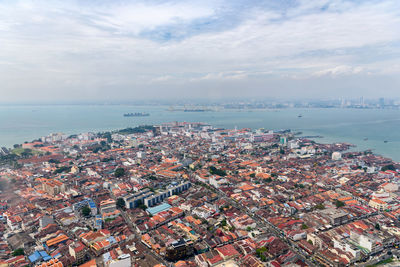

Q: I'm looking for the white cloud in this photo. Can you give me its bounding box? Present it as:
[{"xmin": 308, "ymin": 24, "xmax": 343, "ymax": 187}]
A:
[
  {"xmin": 150, "ymin": 75, "xmax": 174, "ymax": 83},
  {"xmin": 313, "ymin": 65, "xmax": 365, "ymax": 77},
  {"xmin": 87, "ymin": 2, "xmax": 216, "ymax": 35},
  {"xmin": 193, "ymin": 71, "xmax": 248, "ymax": 81},
  {"xmin": 0, "ymin": 0, "xmax": 399, "ymax": 101}
]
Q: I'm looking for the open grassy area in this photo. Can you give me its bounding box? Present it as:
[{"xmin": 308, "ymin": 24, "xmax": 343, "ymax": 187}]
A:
[{"xmin": 11, "ymin": 148, "xmax": 43, "ymax": 156}]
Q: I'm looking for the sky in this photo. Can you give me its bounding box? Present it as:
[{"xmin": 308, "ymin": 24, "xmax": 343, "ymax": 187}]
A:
[{"xmin": 0, "ymin": 0, "xmax": 400, "ymax": 102}]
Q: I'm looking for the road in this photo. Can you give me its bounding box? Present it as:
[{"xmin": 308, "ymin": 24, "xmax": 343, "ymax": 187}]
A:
[
  {"xmin": 109, "ymin": 191, "xmax": 169, "ymax": 266},
  {"xmin": 216, "ymin": 189, "xmax": 317, "ymax": 266}
]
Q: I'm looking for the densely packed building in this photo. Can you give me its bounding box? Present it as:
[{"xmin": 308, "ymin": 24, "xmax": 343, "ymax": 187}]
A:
[{"xmin": 0, "ymin": 122, "xmax": 400, "ymax": 267}]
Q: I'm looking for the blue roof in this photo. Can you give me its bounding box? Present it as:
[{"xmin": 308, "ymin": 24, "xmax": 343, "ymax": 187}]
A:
[
  {"xmin": 146, "ymin": 203, "xmax": 172, "ymax": 215},
  {"xmin": 28, "ymin": 251, "xmax": 41, "ymax": 263},
  {"xmin": 39, "ymin": 251, "xmax": 49, "ymax": 257},
  {"xmin": 29, "ymin": 251, "xmax": 51, "ymax": 263},
  {"xmin": 43, "ymin": 256, "xmax": 52, "ymax": 261},
  {"xmin": 88, "ymin": 200, "xmax": 96, "ymax": 208}
]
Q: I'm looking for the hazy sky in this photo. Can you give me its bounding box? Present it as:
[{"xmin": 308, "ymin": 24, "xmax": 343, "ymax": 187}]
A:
[{"xmin": 1, "ymin": 0, "xmax": 400, "ymax": 102}]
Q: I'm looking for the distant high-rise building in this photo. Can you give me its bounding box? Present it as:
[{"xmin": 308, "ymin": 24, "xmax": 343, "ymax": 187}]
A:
[
  {"xmin": 379, "ymin": 97, "xmax": 385, "ymax": 108},
  {"xmin": 341, "ymin": 97, "xmax": 345, "ymax": 108}
]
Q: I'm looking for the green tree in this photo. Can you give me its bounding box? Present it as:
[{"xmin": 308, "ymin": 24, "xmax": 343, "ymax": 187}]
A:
[
  {"xmin": 256, "ymin": 247, "xmax": 267, "ymax": 261},
  {"xmin": 54, "ymin": 166, "xmax": 71, "ymax": 174},
  {"xmin": 335, "ymin": 200, "xmax": 345, "ymax": 208},
  {"xmin": 21, "ymin": 149, "xmax": 33, "ymax": 158},
  {"xmin": 116, "ymin": 198, "xmax": 125, "ymax": 210},
  {"xmin": 220, "ymin": 218, "xmax": 227, "ymax": 227},
  {"xmin": 209, "ymin": 166, "xmax": 226, "ymax": 176},
  {"xmin": 114, "ymin": 167, "xmax": 125, "ymax": 177},
  {"xmin": 103, "ymin": 132, "xmax": 112, "ymax": 143},
  {"xmin": 104, "ymin": 218, "xmax": 115, "ymax": 223},
  {"xmin": 12, "ymin": 248, "xmax": 24, "ymax": 256},
  {"xmin": 136, "ymin": 200, "xmax": 147, "ymax": 210},
  {"xmin": 375, "ymin": 223, "xmax": 381, "ymax": 230},
  {"xmin": 81, "ymin": 206, "xmax": 91, "ymax": 217},
  {"xmin": 382, "ymin": 164, "xmax": 396, "ymax": 171}
]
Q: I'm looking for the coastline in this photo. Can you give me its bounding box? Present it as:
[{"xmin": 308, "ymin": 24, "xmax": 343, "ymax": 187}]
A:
[
  {"xmin": 0, "ymin": 105, "xmax": 399, "ymax": 161},
  {"xmin": 1, "ymin": 124, "xmax": 397, "ymax": 169}
]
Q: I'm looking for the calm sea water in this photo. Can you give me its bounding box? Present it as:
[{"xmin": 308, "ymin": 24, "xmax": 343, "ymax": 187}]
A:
[{"xmin": 0, "ymin": 105, "xmax": 399, "ymax": 162}]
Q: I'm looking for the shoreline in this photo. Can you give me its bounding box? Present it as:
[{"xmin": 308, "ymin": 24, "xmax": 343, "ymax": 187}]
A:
[
  {"xmin": 0, "ymin": 106, "xmax": 399, "ymax": 161},
  {"xmin": 1, "ymin": 124, "xmax": 397, "ymax": 167}
]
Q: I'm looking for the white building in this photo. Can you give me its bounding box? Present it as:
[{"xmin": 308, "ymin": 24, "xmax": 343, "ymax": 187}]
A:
[
  {"xmin": 350, "ymin": 232, "xmax": 383, "ymax": 255},
  {"xmin": 332, "ymin": 152, "xmax": 342, "ymax": 160}
]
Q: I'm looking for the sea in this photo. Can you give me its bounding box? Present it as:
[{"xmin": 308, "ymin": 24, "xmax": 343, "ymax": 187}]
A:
[{"xmin": 0, "ymin": 105, "xmax": 399, "ymax": 162}]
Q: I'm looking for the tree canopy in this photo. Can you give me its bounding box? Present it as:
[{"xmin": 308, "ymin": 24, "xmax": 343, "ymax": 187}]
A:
[
  {"xmin": 12, "ymin": 248, "xmax": 24, "ymax": 256},
  {"xmin": 335, "ymin": 200, "xmax": 345, "ymax": 208},
  {"xmin": 81, "ymin": 206, "xmax": 91, "ymax": 217},
  {"xmin": 114, "ymin": 167, "xmax": 125, "ymax": 177},
  {"xmin": 116, "ymin": 198, "xmax": 125, "ymax": 209},
  {"xmin": 209, "ymin": 166, "xmax": 226, "ymax": 176},
  {"xmin": 382, "ymin": 164, "xmax": 396, "ymax": 171}
]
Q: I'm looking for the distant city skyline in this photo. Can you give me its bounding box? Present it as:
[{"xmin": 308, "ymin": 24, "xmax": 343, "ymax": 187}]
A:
[{"xmin": 1, "ymin": 0, "xmax": 400, "ymax": 102}]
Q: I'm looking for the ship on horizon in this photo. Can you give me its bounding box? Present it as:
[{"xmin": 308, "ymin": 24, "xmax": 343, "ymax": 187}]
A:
[
  {"xmin": 168, "ymin": 105, "xmax": 214, "ymax": 112},
  {"xmin": 123, "ymin": 112, "xmax": 150, "ymax": 117}
]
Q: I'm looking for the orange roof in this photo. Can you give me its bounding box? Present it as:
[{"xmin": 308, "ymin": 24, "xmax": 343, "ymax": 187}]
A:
[
  {"xmin": 46, "ymin": 234, "xmax": 69, "ymax": 247},
  {"xmin": 170, "ymin": 206, "xmax": 183, "ymax": 214},
  {"xmin": 256, "ymin": 173, "xmax": 271, "ymax": 179},
  {"xmin": 345, "ymin": 200, "xmax": 358, "ymax": 205},
  {"xmin": 100, "ymin": 199, "xmax": 115, "ymax": 206},
  {"xmin": 338, "ymin": 196, "xmax": 352, "ymax": 202},
  {"xmin": 36, "ymin": 258, "xmax": 63, "ymax": 267},
  {"xmin": 79, "ymin": 259, "xmax": 96, "ymax": 267},
  {"xmin": 352, "ymin": 221, "xmax": 369, "ymax": 230},
  {"xmin": 239, "ymin": 184, "xmax": 255, "ymax": 191},
  {"xmin": 371, "ymin": 198, "xmax": 387, "ymax": 205}
]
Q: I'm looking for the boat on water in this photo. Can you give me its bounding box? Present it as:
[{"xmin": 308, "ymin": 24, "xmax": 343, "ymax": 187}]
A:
[
  {"xmin": 298, "ymin": 114, "xmax": 303, "ymax": 118},
  {"xmin": 123, "ymin": 112, "xmax": 150, "ymax": 117},
  {"xmin": 384, "ymin": 140, "xmax": 388, "ymax": 143},
  {"xmin": 168, "ymin": 105, "xmax": 214, "ymax": 112},
  {"xmin": 184, "ymin": 109, "xmax": 207, "ymax": 112}
]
